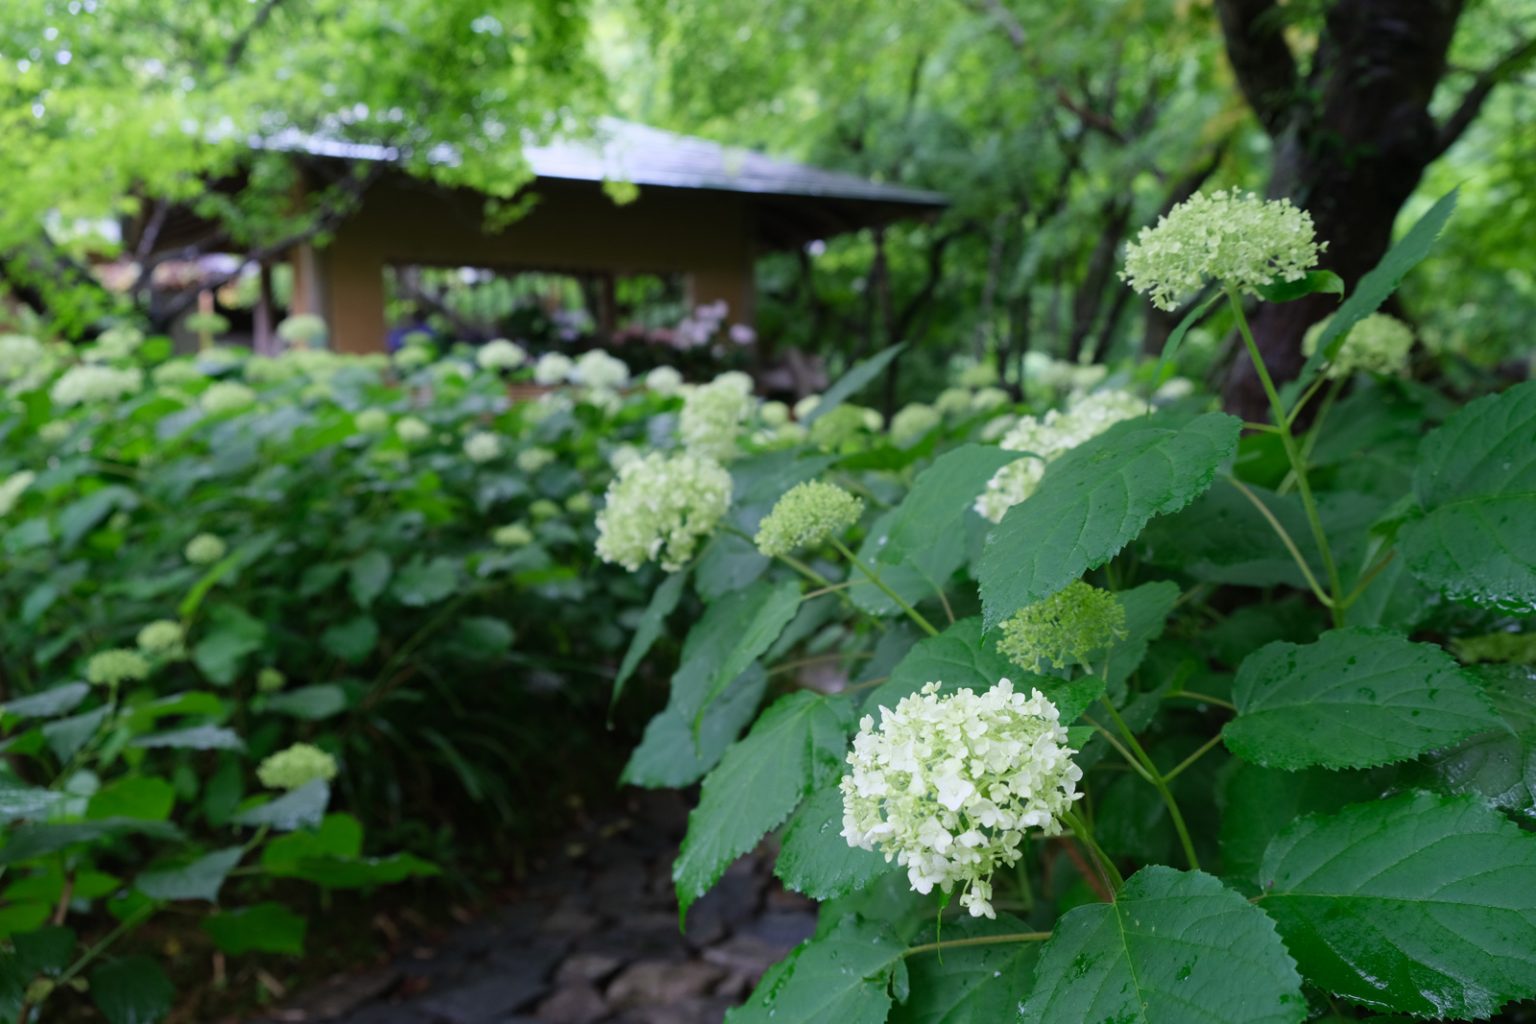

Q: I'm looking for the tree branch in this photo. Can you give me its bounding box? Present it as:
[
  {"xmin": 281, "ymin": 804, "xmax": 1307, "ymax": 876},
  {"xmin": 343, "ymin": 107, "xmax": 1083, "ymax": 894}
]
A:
[
  {"xmin": 1432, "ymin": 35, "xmax": 1536, "ymax": 158},
  {"xmin": 1214, "ymin": 0, "xmax": 1300, "ymax": 135},
  {"xmin": 225, "ymin": 0, "xmax": 286, "ymax": 69}
]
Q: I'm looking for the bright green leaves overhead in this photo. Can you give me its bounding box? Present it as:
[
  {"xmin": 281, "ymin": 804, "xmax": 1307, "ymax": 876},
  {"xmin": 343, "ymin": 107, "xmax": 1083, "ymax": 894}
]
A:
[
  {"xmin": 1400, "ymin": 379, "xmax": 1536, "ymax": 614},
  {"xmin": 1258, "ymin": 792, "xmax": 1536, "ymax": 1018},
  {"xmin": 980, "ymin": 410, "xmax": 1240, "ymax": 628},
  {"xmin": 673, "ymin": 692, "xmax": 853, "ymax": 919},
  {"xmin": 1222, "ymin": 628, "xmax": 1496, "ymax": 770},
  {"xmin": 1021, "ymin": 866, "xmax": 1305, "ymax": 1024}
]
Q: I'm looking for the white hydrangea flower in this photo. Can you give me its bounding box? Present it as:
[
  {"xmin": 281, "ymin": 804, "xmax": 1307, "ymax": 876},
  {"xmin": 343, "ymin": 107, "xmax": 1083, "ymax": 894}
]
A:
[
  {"xmin": 476, "ymin": 338, "xmax": 528, "ymax": 371},
  {"xmin": 0, "ymin": 470, "xmax": 36, "ymax": 517},
  {"xmin": 594, "ymin": 451, "xmax": 733, "ymax": 572},
  {"xmin": 609, "ymin": 443, "xmax": 642, "ymax": 470},
  {"xmin": 792, "ymin": 394, "xmax": 821, "ymax": 421},
  {"xmin": 934, "ymin": 387, "xmax": 973, "ymax": 418},
  {"xmin": 956, "ymin": 360, "xmax": 1000, "ymax": 389},
  {"xmin": 201, "ymin": 381, "xmax": 257, "ymax": 414},
  {"xmin": 464, "ymin": 431, "xmax": 503, "ymax": 463},
  {"xmin": 50, "ymin": 365, "xmax": 144, "ymax": 406},
  {"xmin": 517, "ymin": 446, "xmax": 556, "ymax": 474},
  {"xmin": 572, "ymin": 349, "xmax": 630, "ymax": 390},
  {"xmin": 1303, "ymin": 312, "xmax": 1414, "ymax": 379},
  {"xmin": 152, "ymin": 360, "xmax": 203, "ymax": 388},
  {"xmin": 355, "ymin": 408, "xmax": 389, "ymax": 433},
  {"xmin": 979, "ymin": 414, "xmax": 1017, "ymax": 442},
  {"xmin": 395, "ymin": 416, "xmax": 431, "ymax": 444},
  {"xmin": 645, "ymin": 365, "xmax": 684, "ymax": 396},
  {"xmin": 393, "ymin": 345, "xmax": 434, "ymax": 371},
  {"xmin": 759, "ymin": 400, "xmax": 790, "ymax": 427},
  {"xmin": 90, "ymin": 326, "xmax": 145, "ymax": 362},
  {"xmin": 1122, "ymin": 189, "xmax": 1325, "ymax": 311},
  {"xmin": 841, "ymin": 679, "xmax": 1082, "ymax": 919},
  {"xmin": 533, "ymin": 352, "xmax": 575, "ymax": 386},
  {"xmin": 890, "ymin": 403, "xmax": 940, "ymax": 446},
  {"xmin": 86, "ymin": 648, "xmax": 151, "ymax": 687},
  {"xmin": 974, "ymin": 390, "xmax": 1143, "ymax": 523},
  {"xmin": 970, "ymin": 387, "xmax": 1011, "ymax": 412},
  {"xmin": 38, "ymin": 421, "xmax": 71, "ymax": 445},
  {"xmin": 276, "ymin": 314, "xmax": 330, "ymax": 350},
  {"xmin": 0, "ymin": 335, "xmax": 46, "ymax": 382},
  {"xmin": 136, "ymin": 619, "xmax": 185, "ymax": 659},
  {"xmin": 185, "ymin": 533, "xmax": 227, "ymax": 565},
  {"xmin": 679, "ymin": 371, "xmax": 755, "ymax": 461}
]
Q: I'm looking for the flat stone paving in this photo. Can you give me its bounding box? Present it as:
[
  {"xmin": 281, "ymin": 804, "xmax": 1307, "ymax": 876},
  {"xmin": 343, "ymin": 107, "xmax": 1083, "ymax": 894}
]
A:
[{"xmin": 250, "ymin": 790, "xmax": 815, "ymax": 1024}]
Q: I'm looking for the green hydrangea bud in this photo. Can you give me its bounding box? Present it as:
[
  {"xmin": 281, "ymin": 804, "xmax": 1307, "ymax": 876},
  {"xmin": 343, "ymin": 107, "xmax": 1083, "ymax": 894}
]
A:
[
  {"xmin": 276, "ymin": 313, "xmax": 330, "ymax": 349},
  {"xmin": 87, "ymin": 648, "xmax": 151, "ymax": 686},
  {"xmin": 395, "ymin": 416, "xmax": 431, "ymax": 444},
  {"xmin": 1303, "ymin": 312, "xmax": 1414, "ymax": 379},
  {"xmin": 529, "ymin": 498, "xmax": 561, "ymax": 521},
  {"xmin": 1122, "ymin": 189, "xmax": 1324, "ymax": 311},
  {"xmin": 517, "ymin": 446, "xmax": 556, "ymax": 474},
  {"xmin": 997, "ymin": 581, "xmax": 1128, "ymax": 672},
  {"xmin": 493, "ymin": 522, "xmax": 534, "ymax": 547},
  {"xmin": 185, "ymin": 533, "xmax": 227, "ymax": 565},
  {"xmin": 200, "ymin": 381, "xmax": 257, "ymax": 414},
  {"xmin": 565, "ymin": 492, "xmax": 593, "ymax": 515},
  {"xmin": 890, "ymin": 403, "xmax": 940, "ymax": 447},
  {"xmin": 355, "ymin": 408, "xmax": 389, "ymax": 433},
  {"xmin": 136, "ymin": 619, "xmax": 184, "ymax": 658},
  {"xmin": 257, "ymin": 743, "xmax": 338, "ymax": 790},
  {"xmin": 755, "ymin": 481, "xmax": 864, "ymax": 558},
  {"xmin": 257, "ymin": 667, "xmax": 287, "ymax": 693},
  {"xmin": 1451, "ymin": 632, "xmax": 1536, "ymax": 666}
]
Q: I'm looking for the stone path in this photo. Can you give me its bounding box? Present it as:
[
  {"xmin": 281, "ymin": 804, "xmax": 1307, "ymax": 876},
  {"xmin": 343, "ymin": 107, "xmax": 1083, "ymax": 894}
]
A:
[{"xmin": 251, "ymin": 790, "xmax": 814, "ymax": 1024}]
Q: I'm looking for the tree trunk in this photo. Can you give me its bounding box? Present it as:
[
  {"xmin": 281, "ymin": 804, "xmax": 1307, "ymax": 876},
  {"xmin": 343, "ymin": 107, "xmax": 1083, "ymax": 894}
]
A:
[{"xmin": 1218, "ymin": 0, "xmax": 1464, "ymax": 418}]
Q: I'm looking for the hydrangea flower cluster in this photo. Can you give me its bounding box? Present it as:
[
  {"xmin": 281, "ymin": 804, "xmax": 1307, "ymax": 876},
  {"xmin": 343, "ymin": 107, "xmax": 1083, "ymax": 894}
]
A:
[
  {"xmin": 276, "ymin": 314, "xmax": 330, "ymax": 349},
  {"xmin": 0, "ymin": 470, "xmax": 36, "ymax": 517},
  {"xmin": 1122, "ymin": 190, "xmax": 1324, "ymax": 311},
  {"xmin": 934, "ymin": 387, "xmax": 973, "ymax": 418},
  {"xmin": 476, "ymin": 338, "xmax": 527, "ymax": 371},
  {"xmin": 185, "ymin": 533, "xmax": 227, "ymax": 565},
  {"xmin": 257, "ymin": 668, "xmax": 287, "ymax": 693},
  {"xmin": 1451, "ymin": 631, "xmax": 1536, "ymax": 666},
  {"xmin": 395, "ymin": 416, "xmax": 431, "ymax": 444},
  {"xmin": 754, "ymin": 481, "xmax": 864, "ymax": 557},
  {"xmin": 841, "ymin": 679, "xmax": 1082, "ymax": 918},
  {"xmin": 89, "ymin": 326, "xmax": 144, "ymax": 362},
  {"xmin": 136, "ymin": 619, "xmax": 185, "ymax": 659},
  {"xmin": 1303, "ymin": 312, "xmax": 1414, "ymax": 378},
  {"xmin": 493, "ymin": 522, "xmax": 534, "ymax": 547},
  {"xmin": 50, "ymin": 364, "xmax": 144, "ymax": 406},
  {"xmin": 997, "ymin": 581, "xmax": 1127, "ymax": 672},
  {"xmin": 517, "ymin": 447, "xmax": 556, "ymax": 474},
  {"xmin": 464, "ymin": 431, "xmax": 503, "ymax": 463},
  {"xmin": 890, "ymin": 403, "xmax": 940, "ymax": 447},
  {"xmin": 679, "ymin": 372, "xmax": 755, "ymax": 461},
  {"xmin": 809, "ymin": 404, "xmax": 877, "ymax": 451},
  {"xmin": 645, "ymin": 365, "xmax": 684, "ymax": 396},
  {"xmin": 201, "ymin": 381, "xmax": 257, "ymax": 414},
  {"xmin": 572, "ymin": 349, "xmax": 630, "ymax": 391},
  {"xmin": 534, "ymin": 352, "xmax": 574, "ymax": 386},
  {"xmin": 974, "ymin": 390, "xmax": 1143, "ymax": 523},
  {"xmin": 0, "ymin": 335, "xmax": 46, "ymax": 383},
  {"xmin": 86, "ymin": 648, "xmax": 150, "ymax": 686},
  {"xmin": 355, "ymin": 408, "xmax": 389, "ymax": 433},
  {"xmin": 257, "ymin": 743, "xmax": 338, "ymax": 790},
  {"xmin": 594, "ymin": 451, "xmax": 732, "ymax": 571},
  {"xmin": 970, "ymin": 387, "xmax": 1011, "ymax": 412}
]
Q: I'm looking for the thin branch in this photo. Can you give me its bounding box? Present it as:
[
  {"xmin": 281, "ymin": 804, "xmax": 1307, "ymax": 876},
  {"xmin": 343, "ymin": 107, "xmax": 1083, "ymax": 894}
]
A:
[{"xmin": 1433, "ymin": 36, "xmax": 1536, "ymax": 158}]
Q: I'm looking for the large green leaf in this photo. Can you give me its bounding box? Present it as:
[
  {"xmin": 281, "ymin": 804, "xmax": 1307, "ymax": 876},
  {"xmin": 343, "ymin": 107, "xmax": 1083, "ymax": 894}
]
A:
[
  {"xmin": 980, "ymin": 410, "xmax": 1240, "ymax": 628},
  {"xmin": 671, "ymin": 578, "xmax": 801, "ymax": 725},
  {"xmin": 389, "ymin": 555, "xmax": 460, "ymax": 606},
  {"xmin": 262, "ymin": 684, "xmax": 348, "ymax": 721},
  {"xmin": 674, "ymin": 692, "xmax": 852, "ymax": 918},
  {"xmin": 0, "ymin": 819, "xmax": 183, "ymax": 865},
  {"xmin": 1285, "ymin": 188, "xmax": 1458, "ymax": 408},
  {"xmin": 231, "ymin": 780, "xmax": 330, "ymax": 831},
  {"xmin": 774, "ymin": 783, "xmax": 893, "ymax": 900},
  {"xmin": 622, "ymin": 665, "xmax": 767, "ymax": 788},
  {"xmin": 135, "ymin": 847, "xmax": 243, "ymax": 902},
  {"xmin": 1103, "ymin": 580, "xmax": 1180, "ymax": 700},
  {"xmin": 726, "ymin": 917, "xmax": 903, "ymax": 1023},
  {"xmin": 1415, "ymin": 664, "xmax": 1536, "ymax": 820},
  {"xmin": 1400, "ymin": 380, "xmax": 1536, "ymax": 613},
  {"xmin": 850, "ymin": 504, "xmax": 963, "ymax": 617},
  {"xmin": 320, "ymin": 616, "xmax": 379, "ymax": 663},
  {"xmin": 890, "ymin": 916, "xmax": 1039, "ymax": 1024},
  {"xmin": 878, "ymin": 444, "xmax": 1020, "ymax": 568},
  {"xmin": 801, "ymin": 344, "xmax": 905, "ymax": 426},
  {"xmin": 0, "ymin": 779, "xmax": 62, "ymax": 824},
  {"xmin": 611, "ymin": 569, "xmax": 687, "ymax": 711},
  {"xmin": 130, "ymin": 724, "xmax": 244, "ymax": 751},
  {"xmin": 1257, "ymin": 791, "xmax": 1536, "ymax": 1017},
  {"xmin": 91, "ymin": 956, "xmax": 174, "ymax": 1024},
  {"xmin": 347, "ymin": 550, "xmax": 392, "ymax": 608},
  {"xmin": 1021, "ymin": 866, "xmax": 1304, "ymax": 1024},
  {"xmin": 191, "ymin": 604, "xmax": 266, "ymax": 685},
  {"xmin": 0, "ymin": 683, "xmax": 89, "ymax": 720},
  {"xmin": 202, "ymin": 902, "xmax": 307, "ymax": 955},
  {"xmin": 1223, "ymin": 628, "xmax": 1496, "ymax": 770},
  {"xmin": 87, "ymin": 777, "xmax": 175, "ymax": 821},
  {"xmin": 864, "ymin": 617, "xmax": 1016, "ymax": 713}
]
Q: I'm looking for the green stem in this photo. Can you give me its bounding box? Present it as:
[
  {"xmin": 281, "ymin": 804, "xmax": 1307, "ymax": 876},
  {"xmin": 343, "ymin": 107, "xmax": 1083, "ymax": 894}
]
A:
[
  {"xmin": 1061, "ymin": 808, "xmax": 1124, "ymax": 892},
  {"xmin": 1223, "ymin": 476, "xmax": 1333, "ymax": 609},
  {"xmin": 1339, "ymin": 549, "xmax": 1398, "ymax": 609},
  {"xmin": 1225, "ymin": 287, "xmax": 1345, "ymax": 628},
  {"xmin": 830, "ymin": 538, "xmax": 940, "ymax": 637},
  {"xmin": 1164, "ymin": 691, "xmax": 1237, "ymax": 712},
  {"xmin": 56, "ymin": 905, "xmax": 154, "ymax": 987},
  {"xmin": 1081, "ymin": 717, "xmax": 1156, "ymax": 785},
  {"xmin": 902, "ymin": 931, "xmax": 1051, "ymax": 959},
  {"xmin": 1162, "ymin": 734, "xmax": 1225, "ymax": 782},
  {"xmin": 1099, "ymin": 696, "xmax": 1200, "ymax": 871}
]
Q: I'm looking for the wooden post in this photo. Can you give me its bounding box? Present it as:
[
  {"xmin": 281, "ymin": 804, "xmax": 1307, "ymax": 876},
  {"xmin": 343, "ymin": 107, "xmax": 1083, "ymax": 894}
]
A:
[{"xmin": 253, "ymin": 262, "xmax": 275, "ymax": 355}]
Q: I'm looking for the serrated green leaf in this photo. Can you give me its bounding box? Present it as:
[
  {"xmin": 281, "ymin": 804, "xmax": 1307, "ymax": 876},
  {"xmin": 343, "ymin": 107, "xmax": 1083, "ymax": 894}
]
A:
[
  {"xmin": 42, "ymin": 705, "xmax": 107, "ymax": 762},
  {"xmin": 320, "ymin": 616, "xmax": 378, "ymax": 663},
  {"xmin": 232, "ymin": 780, "xmax": 330, "ymax": 831},
  {"xmin": 1285, "ymin": 188, "xmax": 1457, "ymax": 409},
  {"xmin": 671, "ymin": 578, "xmax": 801, "ymax": 726},
  {"xmin": 890, "ymin": 916, "xmax": 1039, "ymax": 1024},
  {"xmin": 726, "ymin": 917, "xmax": 903, "ymax": 1023},
  {"xmin": 1, "ymin": 683, "xmax": 89, "ymax": 720},
  {"xmin": 348, "ymin": 550, "xmax": 392, "ymax": 608},
  {"xmin": 1400, "ymin": 379, "xmax": 1536, "ymax": 613},
  {"xmin": 1222, "ymin": 628, "xmax": 1496, "ymax": 770},
  {"xmin": 1256, "ymin": 269, "xmax": 1345, "ymax": 303},
  {"xmin": 390, "ymin": 555, "xmax": 460, "ymax": 606},
  {"xmin": 0, "ymin": 778, "xmax": 63, "ymax": 824},
  {"xmin": 980, "ymin": 410, "xmax": 1240, "ymax": 629},
  {"xmin": 130, "ymin": 725, "xmax": 244, "ymax": 751},
  {"xmin": 611, "ymin": 569, "xmax": 688, "ymax": 711},
  {"xmin": 262, "ymin": 684, "xmax": 348, "ymax": 720},
  {"xmin": 801, "ymin": 344, "xmax": 905, "ymax": 426},
  {"xmin": 865, "ymin": 617, "xmax": 1015, "ymax": 713},
  {"xmin": 775, "ymin": 783, "xmax": 893, "ymax": 900},
  {"xmin": 675, "ymin": 692, "xmax": 852, "ymax": 918},
  {"xmin": 91, "ymin": 956, "xmax": 174, "ymax": 1024},
  {"xmin": 136, "ymin": 847, "xmax": 243, "ymax": 902},
  {"xmin": 1258, "ymin": 791, "xmax": 1536, "ymax": 1018},
  {"xmin": 1022, "ymin": 866, "xmax": 1304, "ymax": 1024},
  {"xmin": 0, "ymin": 819, "xmax": 183, "ymax": 865},
  {"xmin": 191, "ymin": 604, "xmax": 266, "ymax": 685},
  {"xmin": 1415, "ymin": 664, "xmax": 1536, "ymax": 819},
  {"xmin": 850, "ymin": 504, "xmax": 962, "ymax": 617},
  {"xmin": 202, "ymin": 902, "xmax": 307, "ymax": 955},
  {"xmin": 87, "ymin": 777, "xmax": 175, "ymax": 822},
  {"xmin": 879, "ymin": 444, "xmax": 1021, "ymax": 567},
  {"xmin": 622, "ymin": 664, "xmax": 767, "ymax": 789}
]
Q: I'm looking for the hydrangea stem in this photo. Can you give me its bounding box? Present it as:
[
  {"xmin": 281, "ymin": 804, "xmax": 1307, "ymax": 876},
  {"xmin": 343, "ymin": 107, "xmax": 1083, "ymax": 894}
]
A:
[
  {"xmin": 1099, "ymin": 696, "xmax": 1200, "ymax": 872},
  {"xmin": 830, "ymin": 537, "xmax": 941, "ymax": 638},
  {"xmin": 902, "ymin": 930, "xmax": 1052, "ymax": 959},
  {"xmin": 1061, "ymin": 808, "xmax": 1124, "ymax": 892},
  {"xmin": 1224, "ymin": 287, "xmax": 1345, "ymax": 628}
]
